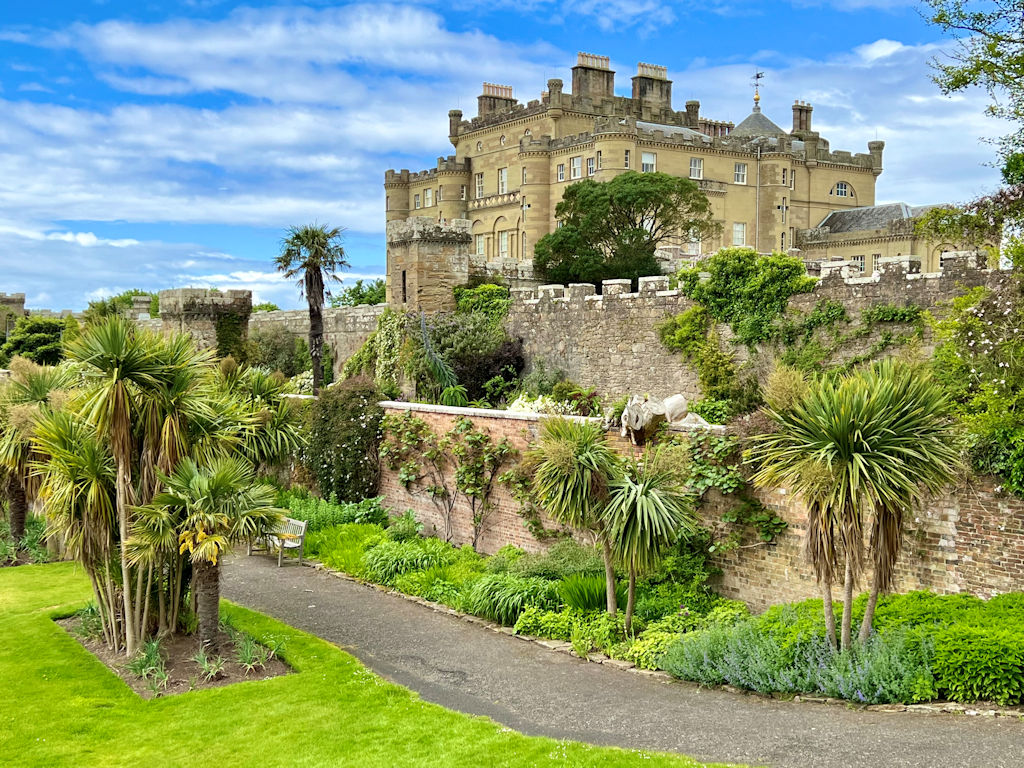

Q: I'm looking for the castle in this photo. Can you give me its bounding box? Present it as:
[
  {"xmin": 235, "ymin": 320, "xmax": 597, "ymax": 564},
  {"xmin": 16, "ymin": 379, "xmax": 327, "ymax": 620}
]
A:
[{"xmin": 384, "ymin": 53, "xmax": 962, "ymax": 311}]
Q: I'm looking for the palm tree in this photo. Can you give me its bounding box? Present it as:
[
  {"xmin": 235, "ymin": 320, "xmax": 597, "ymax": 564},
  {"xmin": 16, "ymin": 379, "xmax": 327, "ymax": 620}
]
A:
[
  {"xmin": 141, "ymin": 457, "xmax": 282, "ymax": 649},
  {"xmin": 275, "ymin": 224, "xmax": 348, "ymax": 395},
  {"xmin": 0, "ymin": 358, "xmax": 76, "ymax": 545},
  {"xmin": 65, "ymin": 316, "xmax": 163, "ymax": 655},
  {"xmin": 750, "ymin": 359, "xmax": 960, "ymax": 650},
  {"xmin": 528, "ymin": 418, "xmax": 623, "ymax": 614},
  {"xmin": 605, "ymin": 448, "xmax": 698, "ymax": 634}
]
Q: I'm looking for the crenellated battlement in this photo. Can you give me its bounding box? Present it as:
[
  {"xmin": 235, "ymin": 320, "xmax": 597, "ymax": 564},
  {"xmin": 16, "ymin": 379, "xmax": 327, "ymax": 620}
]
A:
[{"xmin": 386, "ymin": 217, "xmax": 472, "ymax": 244}]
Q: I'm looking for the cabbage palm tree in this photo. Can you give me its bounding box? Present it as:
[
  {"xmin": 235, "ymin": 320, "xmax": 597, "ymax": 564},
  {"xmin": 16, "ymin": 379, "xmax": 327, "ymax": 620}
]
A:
[
  {"xmin": 528, "ymin": 418, "xmax": 623, "ymax": 614},
  {"xmin": 275, "ymin": 224, "xmax": 348, "ymax": 395},
  {"xmin": 141, "ymin": 457, "xmax": 282, "ymax": 649},
  {"xmin": 750, "ymin": 359, "xmax": 960, "ymax": 650},
  {"xmin": 605, "ymin": 449, "xmax": 698, "ymax": 633},
  {"xmin": 65, "ymin": 316, "xmax": 164, "ymax": 655},
  {"xmin": 0, "ymin": 358, "xmax": 76, "ymax": 544}
]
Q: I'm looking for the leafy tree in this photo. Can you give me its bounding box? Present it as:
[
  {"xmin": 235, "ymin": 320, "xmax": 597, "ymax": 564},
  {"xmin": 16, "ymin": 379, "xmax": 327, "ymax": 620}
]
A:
[
  {"xmin": 924, "ymin": 0, "xmax": 1024, "ymax": 158},
  {"xmin": 454, "ymin": 283, "xmax": 512, "ymax": 323},
  {"xmin": 0, "ymin": 316, "xmax": 65, "ymax": 365},
  {"xmin": 528, "ymin": 418, "xmax": 622, "ymax": 614},
  {"xmin": 750, "ymin": 360, "xmax": 960, "ymax": 649},
  {"xmin": 605, "ymin": 449, "xmax": 697, "ymax": 633},
  {"xmin": 275, "ymin": 224, "xmax": 349, "ymax": 395},
  {"xmin": 252, "ymin": 302, "xmax": 280, "ymax": 313},
  {"xmin": 534, "ymin": 172, "xmax": 717, "ymax": 287},
  {"xmin": 329, "ymin": 279, "xmax": 386, "ymax": 307},
  {"xmin": 83, "ymin": 289, "xmax": 156, "ymax": 325}
]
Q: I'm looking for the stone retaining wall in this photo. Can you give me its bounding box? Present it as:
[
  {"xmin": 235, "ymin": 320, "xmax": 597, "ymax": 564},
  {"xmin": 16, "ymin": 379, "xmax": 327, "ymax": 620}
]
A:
[{"xmin": 379, "ymin": 403, "xmax": 1024, "ymax": 611}]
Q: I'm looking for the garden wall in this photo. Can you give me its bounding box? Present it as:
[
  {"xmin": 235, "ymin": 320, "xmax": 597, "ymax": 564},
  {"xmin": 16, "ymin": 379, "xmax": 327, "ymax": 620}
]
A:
[
  {"xmin": 248, "ymin": 304, "xmax": 385, "ymax": 377},
  {"xmin": 379, "ymin": 402, "xmax": 1024, "ymax": 612},
  {"xmin": 504, "ymin": 253, "xmax": 1004, "ymax": 401}
]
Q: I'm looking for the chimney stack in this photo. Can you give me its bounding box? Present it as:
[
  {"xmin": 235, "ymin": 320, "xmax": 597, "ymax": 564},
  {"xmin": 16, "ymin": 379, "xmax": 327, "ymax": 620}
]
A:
[
  {"xmin": 478, "ymin": 83, "xmax": 516, "ymax": 118},
  {"xmin": 685, "ymin": 100, "xmax": 700, "ymax": 128},
  {"xmin": 631, "ymin": 62, "xmax": 672, "ymax": 113},
  {"xmin": 571, "ymin": 52, "xmax": 615, "ymax": 102},
  {"xmin": 792, "ymin": 100, "xmax": 813, "ymax": 133}
]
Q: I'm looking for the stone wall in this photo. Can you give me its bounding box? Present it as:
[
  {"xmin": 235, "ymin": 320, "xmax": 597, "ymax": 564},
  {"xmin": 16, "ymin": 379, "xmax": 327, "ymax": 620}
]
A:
[
  {"xmin": 378, "ymin": 403, "xmax": 1024, "ymax": 610},
  {"xmin": 248, "ymin": 304, "xmax": 385, "ymax": 377},
  {"xmin": 157, "ymin": 288, "xmax": 252, "ymax": 352},
  {"xmin": 505, "ymin": 253, "xmax": 1002, "ymax": 402},
  {"xmin": 505, "ymin": 276, "xmax": 702, "ymax": 402}
]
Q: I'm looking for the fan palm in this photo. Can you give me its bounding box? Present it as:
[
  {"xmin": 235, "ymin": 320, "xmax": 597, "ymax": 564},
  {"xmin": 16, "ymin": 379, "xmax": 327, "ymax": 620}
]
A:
[
  {"xmin": 140, "ymin": 457, "xmax": 282, "ymax": 649},
  {"xmin": 528, "ymin": 418, "xmax": 623, "ymax": 614},
  {"xmin": 275, "ymin": 224, "xmax": 348, "ymax": 395},
  {"xmin": 605, "ymin": 448, "xmax": 698, "ymax": 633},
  {"xmin": 750, "ymin": 359, "xmax": 960, "ymax": 649}
]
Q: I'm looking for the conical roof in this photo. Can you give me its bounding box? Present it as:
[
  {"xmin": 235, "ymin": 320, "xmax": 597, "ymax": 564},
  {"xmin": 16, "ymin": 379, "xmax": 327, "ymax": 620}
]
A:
[{"xmin": 730, "ymin": 105, "xmax": 786, "ymax": 138}]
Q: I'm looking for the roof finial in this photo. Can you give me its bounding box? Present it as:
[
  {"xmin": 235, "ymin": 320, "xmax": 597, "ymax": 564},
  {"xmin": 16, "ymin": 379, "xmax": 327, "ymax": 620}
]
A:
[{"xmin": 752, "ymin": 70, "xmax": 764, "ymax": 112}]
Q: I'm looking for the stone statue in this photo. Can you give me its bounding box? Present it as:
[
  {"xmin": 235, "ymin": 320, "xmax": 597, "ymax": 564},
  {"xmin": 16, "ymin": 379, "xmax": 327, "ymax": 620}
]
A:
[{"xmin": 619, "ymin": 394, "xmax": 710, "ymax": 445}]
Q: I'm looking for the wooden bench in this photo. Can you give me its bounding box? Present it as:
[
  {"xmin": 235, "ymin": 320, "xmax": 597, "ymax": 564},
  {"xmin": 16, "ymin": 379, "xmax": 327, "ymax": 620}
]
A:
[{"xmin": 248, "ymin": 517, "xmax": 308, "ymax": 567}]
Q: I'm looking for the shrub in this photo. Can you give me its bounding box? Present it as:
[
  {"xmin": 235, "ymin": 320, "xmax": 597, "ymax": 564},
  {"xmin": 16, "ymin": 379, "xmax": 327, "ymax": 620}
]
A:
[
  {"xmin": 394, "ymin": 566, "xmax": 463, "ymax": 606},
  {"xmin": 634, "ymin": 582, "xmax": 719, "ymax": 622},
  {"xmin": 361, "ymin": 537, "xmax": 457, "ymax": 585},
  {"xmin": 933, "ymin": 626, "xmax": 1024, "ymax": 705},
  {"xmin": 454, "ymin": 283, "xmax": 512, "ymax": 322},
  {"xmin": 509, "ymin": 539, "xmax": 605, "ymax": 580},
  {"xmin": 484, "ymin": 544, "xmax": 526, "ymax": 573},
  {"xmin": 513, "ymin": 606, "xmax": 580, "ymax": 640},
  {"xmin": 460, "ymin": 574, "xmax": 559, "ymax": 625},
  {"xmin": 386, "ymin": 510, "xmax": 422, "ymax": 541},
  {"xmin": 818, "ymin": 629, "xmax": 937, "ymax": 705},
  {"xmin": 305, "ymin": 523, "xmax": 387, "ymax": 575},
  {"xmin": 303, "ymin": 377, "xmax": 383, "ymax": 502},
  {"xmin": 244, "ymin": 327, "xmax": 307, "ymax": 377},
  {"xmin": 557, "ymin": 573, "xmax": 625, "ymax": 612},
  {"xmin": 286, "ymin": 495, "xmax": 388, "ymax": 532}
]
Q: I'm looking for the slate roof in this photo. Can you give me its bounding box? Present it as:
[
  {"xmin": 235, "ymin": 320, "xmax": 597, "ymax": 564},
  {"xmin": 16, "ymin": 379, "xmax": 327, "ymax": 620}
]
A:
[
  {"xmin": 729, "ymin": 106, "xmax": 787, "ymax": 138},
  {"xmin": 818, "ymin": 203, "xmax": 913, "ymax": 233},
  {"xmin": 636, "ymin": 121, "xmax": 710, "ymax": 141}
]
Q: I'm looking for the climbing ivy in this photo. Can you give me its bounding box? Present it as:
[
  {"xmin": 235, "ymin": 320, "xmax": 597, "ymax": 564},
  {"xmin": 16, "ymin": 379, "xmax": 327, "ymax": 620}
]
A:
[{"xmin": 214, "ymin": 312, "xmax": 246, "ymax": 360}]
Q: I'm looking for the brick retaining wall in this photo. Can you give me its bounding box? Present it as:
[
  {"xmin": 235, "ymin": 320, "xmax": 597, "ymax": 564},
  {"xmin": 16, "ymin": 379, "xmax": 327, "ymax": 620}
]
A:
[{"xmin": 379, "ymin": 402, "xmax": 1024, "ymax": 611}]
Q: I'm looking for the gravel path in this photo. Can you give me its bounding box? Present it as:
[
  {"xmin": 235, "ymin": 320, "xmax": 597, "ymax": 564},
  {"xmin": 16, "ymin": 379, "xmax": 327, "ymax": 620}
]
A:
[{"xmin": 222, "ymin": 555, "xmax": 1023, "ymax": 768}]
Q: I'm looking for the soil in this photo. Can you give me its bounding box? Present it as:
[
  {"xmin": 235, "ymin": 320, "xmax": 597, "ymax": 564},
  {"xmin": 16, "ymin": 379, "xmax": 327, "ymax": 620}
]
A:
[
  {"xmin": 0, "ymin": 551, "xmax": 34, "ymax": 567},
  {"xmin": 56, "ymin": 617, "xmax": 292, "ymax": 698}
]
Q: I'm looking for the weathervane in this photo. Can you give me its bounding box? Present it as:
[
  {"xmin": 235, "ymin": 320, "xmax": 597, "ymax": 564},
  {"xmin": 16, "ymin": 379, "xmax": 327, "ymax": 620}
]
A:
[{"xmin": 751, "ymin": 70, "xmax": 765, "ymax": 110}]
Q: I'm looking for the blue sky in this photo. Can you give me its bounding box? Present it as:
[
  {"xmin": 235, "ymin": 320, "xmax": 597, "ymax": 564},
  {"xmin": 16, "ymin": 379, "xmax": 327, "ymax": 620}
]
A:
[{"xmin": 0, "ymin": 0, "xmax": 1006, "ymax": 310}]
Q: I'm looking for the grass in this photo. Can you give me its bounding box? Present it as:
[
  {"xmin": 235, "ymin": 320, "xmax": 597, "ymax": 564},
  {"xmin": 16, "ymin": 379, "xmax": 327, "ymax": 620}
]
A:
[{"xmin": 0, "ymin": 562, "xmax": 742, "ymax": 768}]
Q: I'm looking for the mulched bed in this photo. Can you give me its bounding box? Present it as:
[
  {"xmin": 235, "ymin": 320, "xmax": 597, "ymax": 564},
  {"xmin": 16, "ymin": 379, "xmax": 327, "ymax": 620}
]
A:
[{"xmin": 57, "ymin": 616, "xmax": 291, "ymax": 698}]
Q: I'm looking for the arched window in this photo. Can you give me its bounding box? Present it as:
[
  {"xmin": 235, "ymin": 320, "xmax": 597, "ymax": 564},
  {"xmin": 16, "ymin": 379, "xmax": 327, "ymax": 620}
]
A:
[
  {"xmin": 476, "ymin": 141, "xmax": 483, "ymax": 151},
  {"xmin": 830, "ymin": 181, "xmax": 854, "ymax": 198},
  {"xmin": 499, "ymin": 135, "xmax": 507, "ymax": 146},
  {"xmin": 524, "ymin": 128, "xmax": 532, "ymax": 136}
]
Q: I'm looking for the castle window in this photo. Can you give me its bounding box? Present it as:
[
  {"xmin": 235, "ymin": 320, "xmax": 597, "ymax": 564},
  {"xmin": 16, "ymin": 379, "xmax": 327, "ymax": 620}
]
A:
[
  {"xmin": 781, "ymin": 197, "xmax": 787, "ymax": 224},
  {"xmin": 401, "ymin": 270, "xmax": 407, "ymax": 304},
  {"xmin": 475, "ymin": 173, "xmax": 484, "ymax": 199},
  {"xmin": 790, "ymin": 171, "xmax": 795, "ymax": 189},
  {"xmin": 586, "ymin": 157, "xmax": 595, "ymax": 176},
  {"xmin": 524, "ymin": 128, "xmax": 532, "ymax": 136},
  {"xmin": 871, "ymin": 253, "xmax": 881, "ymax": 273},
  {"xmin": 852, "ymin": 255, "xmax": 865, "ymax": 273},
  {"xmin": 438, "ymin": 187, "xmax": 443, "ymax": 201},
  {"xmin": 522, "ymin": 167, "xmax": 527, "ymax": 185},
  {"xmin": 570, "ymin": 156, "xmax": 582, "ymax": 179},
  {"xmin": 424, "ymin": 188, "xmax": 433, "ymax": 207},
  {"xmin": 557, "ymin": 163, "xmax": 565, "ymax": 182},
  {"xmin": 781, "ymin": 231, "xmax": 786, "ymax": 250},
  {"xmin": 499, "ymin": 230, "xmax": 509, "ymax": 257},
  {"xmin": 734, "ymin": 162, "xmax": 747, "ymax": 184},
  {"xmin": 641, "ymin": 152, "xmax": 656, "ymax": 173},
  {"xmin": 831, "ymin": 181, "xmax": 851, "ymax": 198},
  {"xmin": 782, "ymin": 168, "xmax": 787, "ymax": 186},
  {"xmin": 624, "ymin": 149, "xmax": 630, "ymax": 169},
  {"xmin": 732, "ymin": 222, "xmax": 746, "ymax": 246},
  {"xmin": 476, "ymin": 141, "xmax": 483, "ymax": 151},
  {"xmin": 498, "ymin": 167, "xmax": 508, "ymax": 194},
  {"xmin": 596, "ymin": 150, "xmax": 602, "ymax": 169},
  {"xmin": 500, "ymin": 135, "xmax": 507, "ymax": 146},
  {"xmin": 460, "ymin": 185, "xmax": 467, "ymax": 200},
  {"xmin": 689, "ymin": 157, "xmax": 703, "ymax": 180},
  {"xmin": 522, "ymin": 232, "xmax": 527, "ymax": 257},
  {"xmin": 475, "ymin": 234, "xmax": 485, "ymax": 256},
  {"xmin": 414, "ymin": 193, "xmax": 421, "ymax": 209},
  {"xmin": 386, "ymin": 196, "xmax": 390, "ymax": 211}
]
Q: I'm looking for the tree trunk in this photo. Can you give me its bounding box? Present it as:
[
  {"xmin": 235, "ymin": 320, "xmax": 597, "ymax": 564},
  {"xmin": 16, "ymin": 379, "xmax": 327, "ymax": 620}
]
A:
[
  {"xmin": 840, "ymin": 554, "xmax": 854, "ymax": 651},
  {"xmin": 624, "ymin": 567, "xmax": 636, "ymax": 635},
  {"xmin": 194, "ymin": 559, "xmax": 220, "ymax": 651},
  {"xmin": 858, "ymin": 579, "xmax": 880, "ymax": 644},
  {"xmin": 601, "ymin": 539, "xmax": 617, "ymax": 616},
  {"xmin": 821, "ymin": 574, "xmax": 837, "ymax": 651},
  {"xmin": 116, "ymin": 461, "xmax": 137, "ymax": 656},
  {"xmin": 7, "ymin": 473, "xmax": 27, "ymax": 544},
  {"xmin": 309, "ymin": 301, "xmax": 324, "ymax": 396}
]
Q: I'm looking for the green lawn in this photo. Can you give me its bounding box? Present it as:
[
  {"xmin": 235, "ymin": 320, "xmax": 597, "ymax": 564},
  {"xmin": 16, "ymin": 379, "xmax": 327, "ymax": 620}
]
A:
[{"xmin": 0, "ymin": 563, "xmax": 740, "ymax": 768}]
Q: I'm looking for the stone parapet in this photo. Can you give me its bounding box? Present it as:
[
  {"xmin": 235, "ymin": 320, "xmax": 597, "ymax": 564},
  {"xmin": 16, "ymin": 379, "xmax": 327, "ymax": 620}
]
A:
[{"xmin": 386, "ymin": 217, "xmax": 472, "ymax": 244}]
